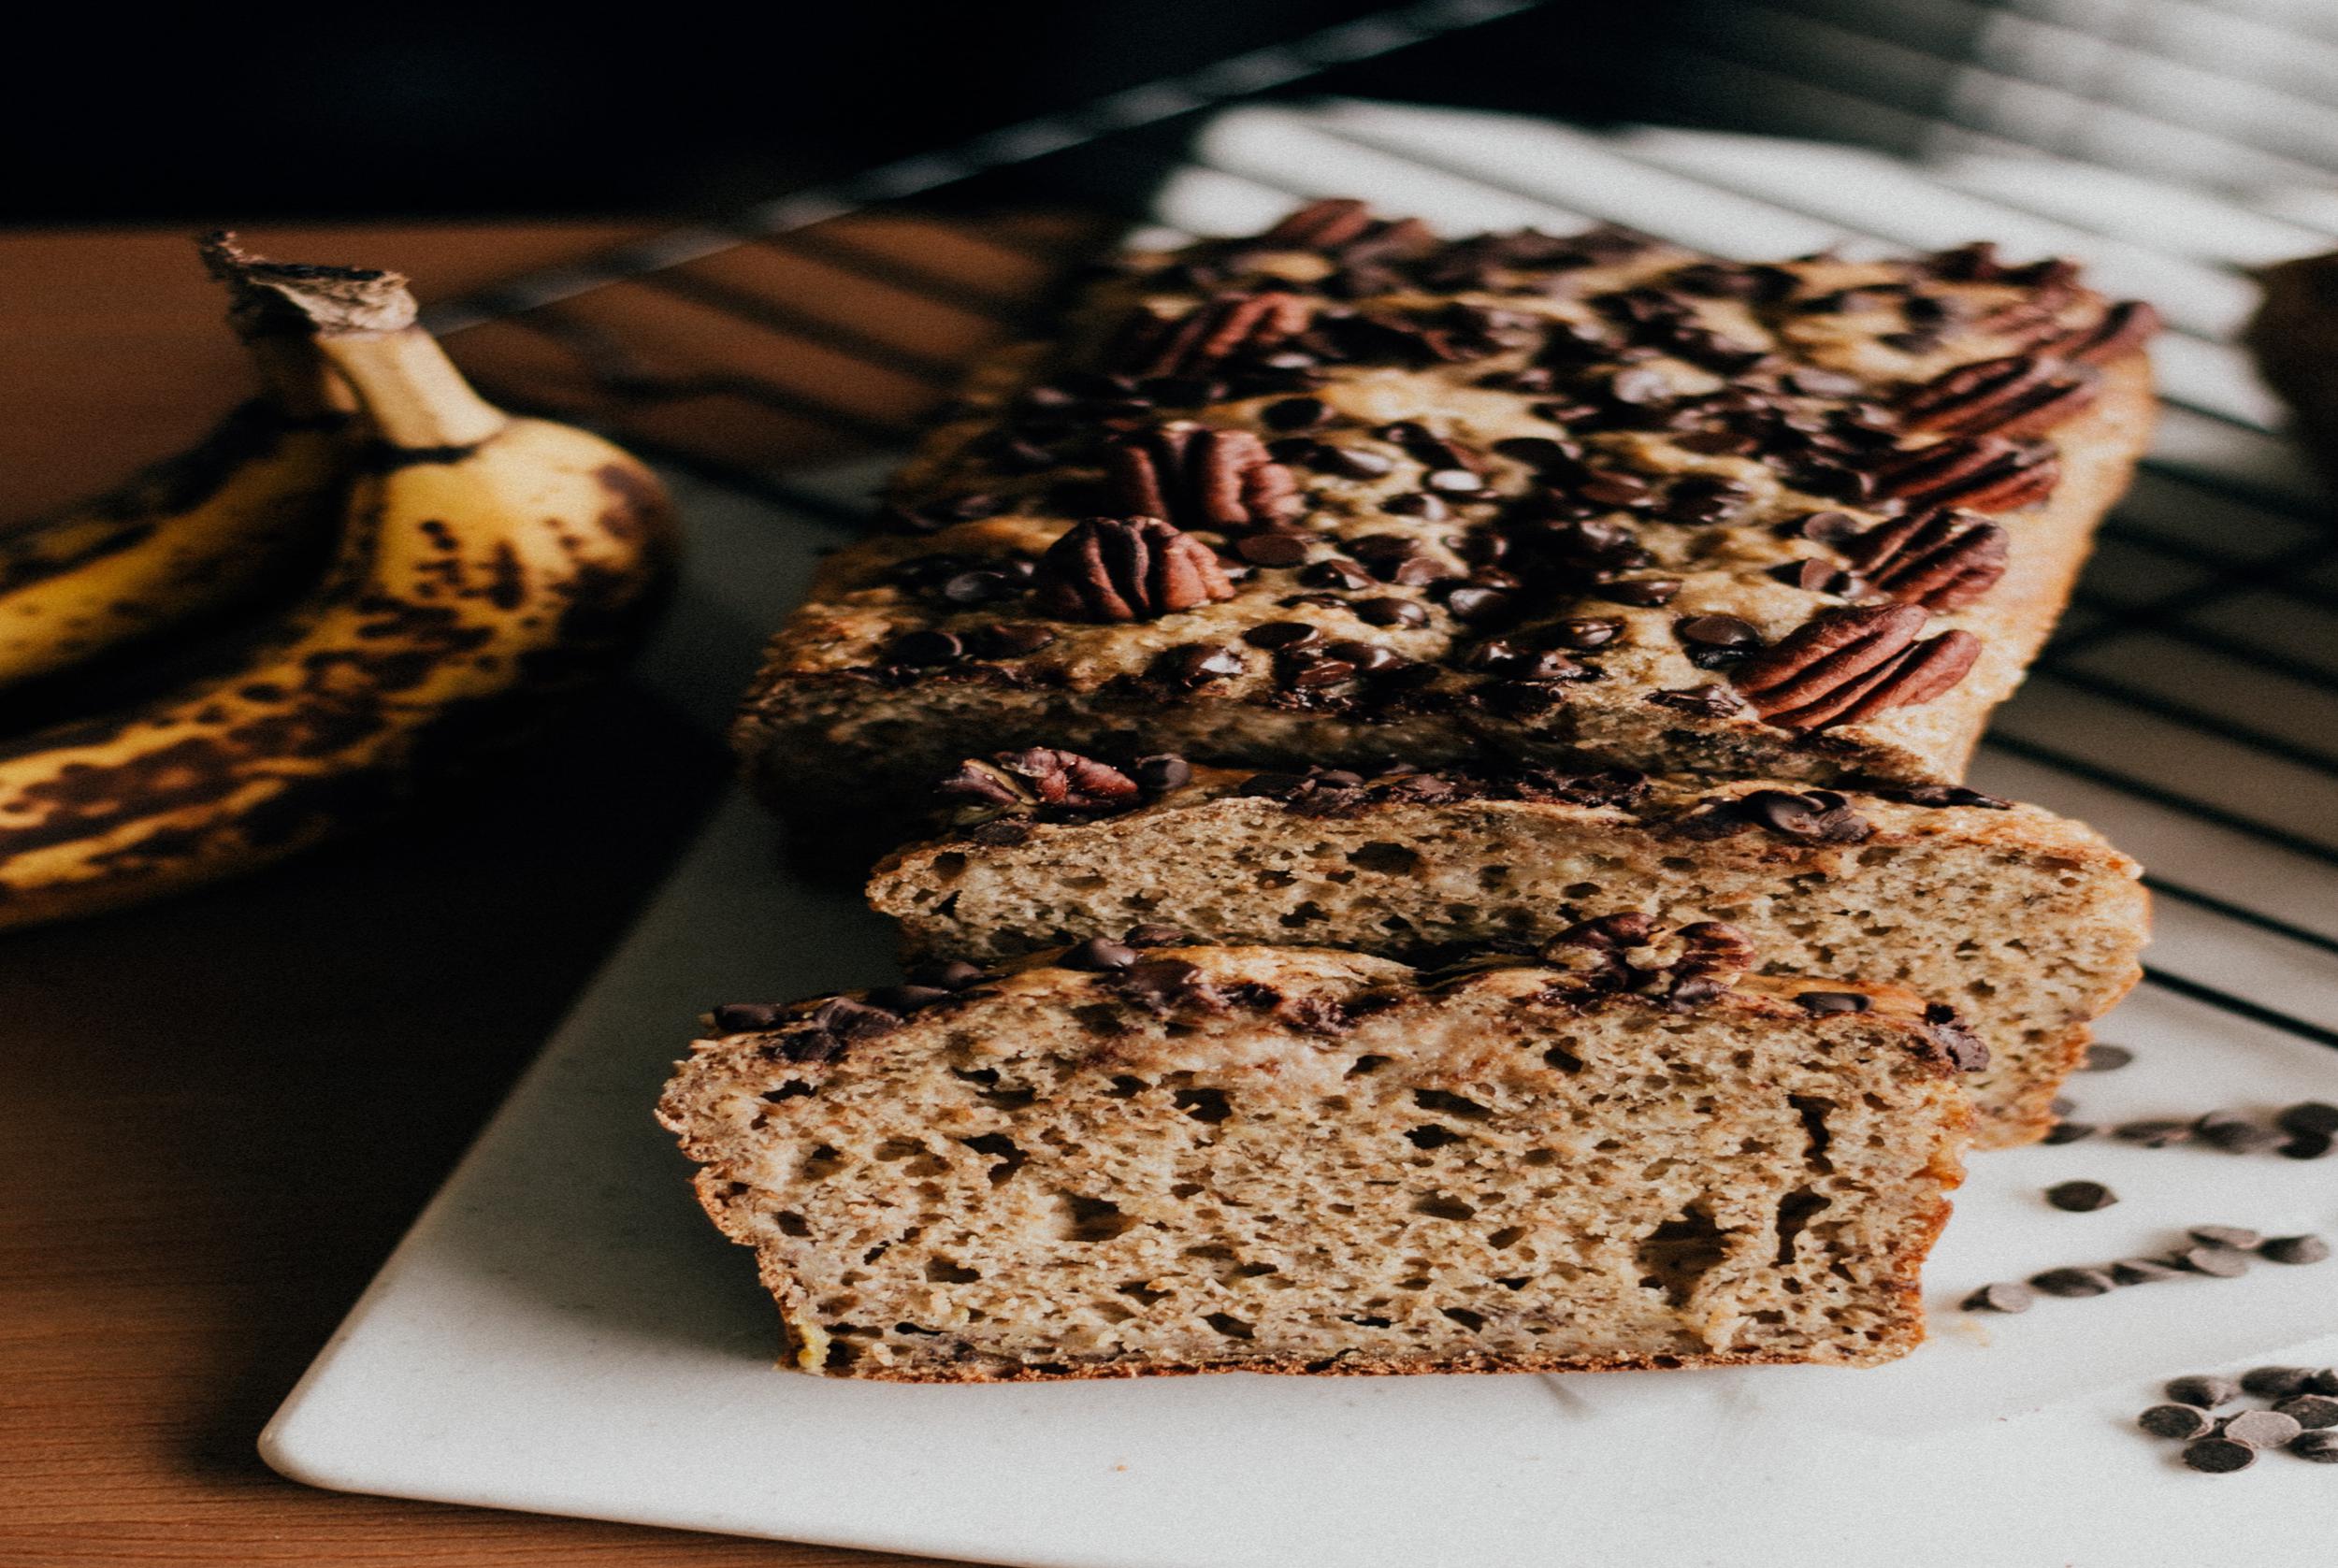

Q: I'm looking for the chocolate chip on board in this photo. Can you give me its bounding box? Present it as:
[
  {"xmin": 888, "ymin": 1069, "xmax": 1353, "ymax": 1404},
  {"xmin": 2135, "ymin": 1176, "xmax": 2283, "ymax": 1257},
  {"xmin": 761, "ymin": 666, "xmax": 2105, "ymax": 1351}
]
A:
[
  {"xmin": 2080, "ymin": 1043, "xmax": 2133, "ymax": 1072},
  {"xmin": 2273, "ymin": 1395, "xmax": 2338, "ymax": 1431},
  {"xmin": 2222, "ymin": 1409, "xmax": 2303, "ymax": 1449},
  {"xmin": 2046, "ymin": 1180, "xmax": 2117, "ymax": 1212},
  {"xmin": 2186, "ymin": 1226, "xmax": 2261, "ymax": 1251},
  {"xmin": 2291, "ymin": 1430, "xmax": 2338, "ymax": 1462},
  {"xmin": 2260, "ymin": 1234, "xmax": 2332, "ymax": 1265},
  {"xmin": 2278, "ymin": 1130, "xmax": 2334, "ymax": 1160},
  {"xmin": 2111, "ymin": 1258, "xmax": 2184, "ymax": 1286},
  {"xmin": 2192, "ymin": 1112, "xmax": 2282, "ymax": 1154},
  {"xmin": 2164, "ymin": 1374, "xmax": 2242, "ymax": 1409},
  {"xmin": 2028, "ymin": 1266, "xmax": 2115, "ymax": 1298},
  {"xmin": 2113, "ymin": 1118, "xmax": 2192, "ymax": 1148},
  {"xmin": 2041, "ymin": 1121, "xmax": 2096, "ymax": 1145},
  {"xmin": 1960, "ymin": 1281, "xmax": 2035, "ymax": 1313},
  {"xmin": 2181, "ymin": 1437, "xmax": 2256, "ymax": 1474},
  {"xmin": 2241, "ymin": 1366, "xmax": 2317, "ymax": 1400},
  {"xmin": 1061, "ymin": 937, "xmax": 1139, "ymax": 971},
  {"xmin": 2175, "ymin": 1246, "xmax": 2250, "ymax": 1278},
  {"xmin": 2276, "ymin": 1100, "xmax": 2338, "ymax": 1137},
  {"xmin": 2137, "ymin": 1404, "xmax": 2215, "ymax": 1441}
]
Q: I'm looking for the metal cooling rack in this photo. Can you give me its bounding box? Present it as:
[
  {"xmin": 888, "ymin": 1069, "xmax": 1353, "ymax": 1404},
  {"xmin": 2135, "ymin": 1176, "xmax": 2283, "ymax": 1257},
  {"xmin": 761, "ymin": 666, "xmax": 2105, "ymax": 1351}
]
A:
[{"xmin": 414, "ymin": 2, "xmax": 2338, "ymax": 1074}]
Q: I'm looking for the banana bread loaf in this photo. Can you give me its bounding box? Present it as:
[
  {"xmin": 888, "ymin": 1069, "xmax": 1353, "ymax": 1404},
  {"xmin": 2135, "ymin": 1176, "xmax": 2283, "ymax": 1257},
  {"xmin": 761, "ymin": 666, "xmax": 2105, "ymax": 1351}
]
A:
[
  {"xmin": 737, "ymin": 202, "xmax": 2157, "ymax": 837},
  {"xmin": 658, "ymin": 928, "xmax": 1974, "ymax": 1381},
  {"xmin": 2244, "ymin": 251, "xmax": 2338, "ymax": 486},
  {"xmin": 868, "ymin": 752, "xmax": 2147, "ymax": 1148}
]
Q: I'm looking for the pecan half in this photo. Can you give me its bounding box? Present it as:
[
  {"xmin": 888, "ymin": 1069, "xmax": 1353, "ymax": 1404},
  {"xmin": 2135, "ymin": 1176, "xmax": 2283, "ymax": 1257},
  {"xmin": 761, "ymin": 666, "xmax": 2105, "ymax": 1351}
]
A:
[
  {"xmin": 1871, "ymin": 436, "xmax": 2059, "ymax": 511},
  {"xmin": 1257, "ymin": 198, "xmax": 1431, "ymax": 259},
  {"xmin": 1846, "ymin": 508, "xmax": 2010, "ymax": 611},
  {"xmin": 1828, "ymin": 628, "xmax": 1982, "ymax": 726},
  {"xmin": 1730, "ymin": 604, "xmax": 1930, "ymax": 728},
  {"xmin": 1108, "ymin": 291, "xmax": 1312, "ymax": 380},
  {"xmin": 1675, "ymin": 920, "xmax": 1756, "ymax": 985},
  {"xmin": 1107, "ymin": 424, "xmax": 1302, "ymax": 531},
  {"xmin": 1898, "ymin": 354, "xmax": 2099, "ymax": 439},
  {"xmin": 1034, "ymin": 516, "xmax": 1235, "ymax": 623},
  {"xmin": 995, "ymin": 747, "xmax": 1141, "ymax": 811},
  {"xmin": 2033, "ymin": 299, "xmax": 2159, "ymax": 366}
]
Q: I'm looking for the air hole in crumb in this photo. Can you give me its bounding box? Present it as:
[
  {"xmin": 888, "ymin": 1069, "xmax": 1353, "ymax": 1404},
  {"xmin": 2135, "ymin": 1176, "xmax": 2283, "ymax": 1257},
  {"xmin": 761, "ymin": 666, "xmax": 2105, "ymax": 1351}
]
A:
[
  {"xmin": 1412, "ymin": 1194, "xmax": 1478, "ymax": 1220},
  {"xmin": 1773, "ymin": 1187, "xmax": 1832, "ymax": 1264},
  {"xmin": 1349, "ymin": 841, "xmax": 1423, "ymax": 875},
  {"xmin": 875, "ymin": 1138, "xmax": 926, "ymax": 1162},
  {"xmin": 1788, "ymin": 1095, "xmax": 1836, "ymax": 1173},
  {"xmin": 1487, "ymin": 1225, "xmax": 1528, "ymax": 1250},
  {"xmin": 759, "ymin": 1083, "xmax": 815, "ymax": 1102},
  {"xmin": 1563, "ymin": 882, "xmax": 1602, "ymax": 899},
  {"xmin": 1058, "ymin": 1193, "xmax": 1138, "ymax": 1242},
  {"xmin": 952, "ymin": 1066, "xmax": 1000, "ymax": 1086},
  {"xmin": 1522, "ymin": 1149, "xmax": 1559, "ymax": 1168},
  {"xmin": 1277, "ymin": 900, "xmax": 1329, "ymax": 927},
  {"xmin": 1543, "ymin": 1044, "xmax": 1585, "ymax": 1073},
  {"xmin": 1107, "ymin": 1075, "xmax": 1148, "ymax": 1098},
  {"xmin": 798, "ymin": 1145, "xmax": 847, "ymax": 1182},
  {"xmin": 1635, "ymin": 1204, "xmax": 1731, "ymax": 1308},
  {"xmin": 925, "ymin": 1258, "xmax": 981, "ymax": 1283},
  {"xmin": 1441, "ymin": 1307, "xmax": 1486, "ymax": 1331},
  {"xmin": 1347, "ymin": 1054, "xmax": 1392, "ymax": 1077},
  {"xmin": 1342, "ymin": 1313, "xmax": 1393, "ymax": 1328},
  {"xmin": 774, "ymin": 1212, "xmax": 810, "ymax": 1237},
  {"xmin": 1406, "ymin": 1125, "xmax": 1465, "ymax": 1150},
  {"xmin": 822, "ymin": 1340, "xmax": 859, "ymax": 1370},
  {"xmin": 1169, "ymin": 1181, "xmax": 1204, "ymax": 1199},
  {"xmin": 893, "ymin": 1321, "xmax": 941, "ymax": 1336},
  {"xmin": 1174, "ymin": 1087, "xmax": 1234, "ymax": 1123},
  {"xmin": 1412, "ymin": 1088, "xmax": 1493, "ymax": 1121},
  {"xmin": 1496, "ymin": 1276, "xmax": 1529, "ymax": 1291},
  {"xmin": 1118, "ymin": 1281, "xmax": 1170, "ymax": 1304},
  {"xmin": 1255, "ymin": 870, "xmax": 1296, "ymax": 888},
  {"xmin": 930, "ymin": 852, "xmax": 968, "ymax": 881},
  {"xmin": 1204, "ymin": 1313, "xmax": 1256, "ymax": 1339},
  {"xmin": 961, "ymin": 1132, "xmax": 1028, "ymax": 1185},
  {"xmin": 1232, "ymin": 1261, "xmax": 1279, "ymax": 1278}
]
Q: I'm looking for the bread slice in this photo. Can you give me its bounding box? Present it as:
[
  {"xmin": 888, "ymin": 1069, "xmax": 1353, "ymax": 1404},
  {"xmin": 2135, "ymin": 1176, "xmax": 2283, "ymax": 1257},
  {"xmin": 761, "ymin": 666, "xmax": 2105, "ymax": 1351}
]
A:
[
  {"xmin": 868, "ymin": 756, "xmax": 2147, "ymax": 1149},
  {"xmin": 735, "ymin": 206, "xmax": 2158, "ymax": 838},
  {"xmin": 658, "ymin": 932, "xmax": 1973, "ymax": 1381}
]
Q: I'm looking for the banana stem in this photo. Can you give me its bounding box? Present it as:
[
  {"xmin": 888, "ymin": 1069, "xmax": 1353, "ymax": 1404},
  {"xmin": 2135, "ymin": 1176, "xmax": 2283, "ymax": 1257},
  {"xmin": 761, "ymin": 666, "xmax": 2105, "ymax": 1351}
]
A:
[{"xmin": 312, "ymin": 329, "xmax": 508, "ymax": 450}]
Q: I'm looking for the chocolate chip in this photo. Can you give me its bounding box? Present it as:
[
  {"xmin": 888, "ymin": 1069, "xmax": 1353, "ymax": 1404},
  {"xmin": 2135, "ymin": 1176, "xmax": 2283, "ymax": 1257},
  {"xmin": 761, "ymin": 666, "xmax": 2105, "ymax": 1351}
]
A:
[
  {"xmin": 2081, "ymin": 1043, "xmax": 2133, "ymax": 1072},
  {"xmin": 1577, "ymin": 471, "xmax": 1652, "ymax": 508},
  {"xmin": 709, "ymin": 1002, "xmax": 790, "ymax": 1034},
  {"xmin": 2261, "ymin": 1234, "xmax": 2331, "ymax": 1265},
  {"xmin": 1383, "ymin": 492, "xmax": 1451, "ymax": 521},
  {"xmin": 1649, "ymin": 683, "xmax": 1751, "ymax": 717},
  {"xmin": 2278, "ymin": 1395, "xmax": 2338, "ymax": 1431},
  {"xmin": 1262, "ymin": 396, "xmax": 1332, "ymax": 430},
  {"xmin": 1442, "ymin": 584, "xmax": 1515, "ymax": 623},
  {"xmin": 2314, "ymin": 1369, "xmax": 2338, "ymax": 1395},
  {"xmin": 2181, "ymin": 1436, "xmax": 2256, "ymax": 1473},
  {"xmin": 2029, "ymin": 1266, "xmax": 2115, "ymax": 1298},
  {"xmin": 962, "ymin": 622, "xmax": 1057, "ymax": 658},
  {"xmin": 884, "ymin": 629, "xmax": 964, "ymax": 666},
  {"xmin": 2277, "ymin": 1101, "xmax": 2338, "ymax": 1137},
  {"xmin": 907, "ymin": 959, "xmax": 986, "ymax": 991},
  {"xmin": 1960, "ymin": 1281, "xmax": 2035, "ymax": 1314},
  {"xmin": 2138, "ymin": 1404, "xmax": 2215, "ymax": 1440},
  {"xmin": 1149, "ymin": 642, "xmax": 1246, "ymax": 687},
  {"xmin": 1324, "ymin": 640, "xmax": 1403, "ymax": 673},
  {"xmin": 2177, "ymin": 1246, "xmax": 2250, "ymax": 1278},
  {"xmin": 2111, "ymin": 1258, "xmax": 2183, "ymax": 1285},
  {"xmin": 2047, "ymin": 1181, "xmax": 2117, "ymax": 1212},
  {"xmin": 1353, "ymin": 596, "xmax": 1428, "ymax": 627},
  {"xmin": 1675, "ymin": 613, "xmax": 1761, "ymax": 650},
  {"xmin": 1244, "ymin": 621, "xmax": 1322, "ymax": 650},
  {"xmin": 1596, "ymin": 578, "xmax": 1681, "ymax": 607},
  {"xmin": 1795, "ymin": 991, "xmax": 1870, "ymax": 1015},
  {"xmin": 2291, "ymin": 1430, "xmax": 2338, "ymax": 1461},
  {"xmin": 2042, "ymin": 1121, "xmax": 2095, "ymax": 1144},
  {"xmin": 865, "ymin": 985, "xmax": 955, "ymax": 1013},
  {"xmin": 2167, "ymin": 1375, "xmax": 2242, "ymax": 1408},
  {"xmin": 1132, "ymin": 755, "xmax": 1191, "ymax": 792},
  {"xmin": 1302, "ymin": 558, "xmax": 1375, "ymax": 591},
  {"xmin": 2244, "ymin": 1366, "xmax": 2317, "ymax": 1399},
  {"xmin": 1280, "ymin": 654, "xmax": 1358, "ymax": 688},
  {"xmin": 1124, "ymin": 923, "xmax": 1192, "ymax": 948},
  {"xmin": 1781, "ymin": 509, "xmax": 1864, "ymax": 545},
  {"xmin": 2114, "ymin": 1119, "xmax": 2193, "ymax": 1148},
  {"xmin": 1234, "ymin": 532, "xmax": 1312, "ymax": 567},
  {"xmin": 1061, "ymin": 937, "xmax": 1139, "ymax": 971},
  {"xmin": 2188, "ymin": 1226, "xmax": 2261, "ymax": 1251},
  {"xmin": 1312, "ymin": 444, "xmax": 1395, "ymax": 479},
  {"xmin": 1546, "ymin": 617, "xmax": 1624, "ymax": 649},
  {"xmin": 2279, "ymin": 1130, "xmax": 2333, "ymax": 1159},
  {"xmin": 2224, "ymin": 1409, "xmax": 2304, "ymax": 1448},
  {"xmin": 2193, "ymin": 1111, "xmax": 2282, "ymax": 1154}
]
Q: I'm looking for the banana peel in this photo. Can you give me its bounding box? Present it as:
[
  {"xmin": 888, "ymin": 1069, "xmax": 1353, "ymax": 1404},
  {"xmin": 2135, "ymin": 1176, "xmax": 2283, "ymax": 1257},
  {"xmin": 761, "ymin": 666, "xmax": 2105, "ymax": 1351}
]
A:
[{"xmin": 0, "ymin": 238, "xmax": 678, "ymax": 932}]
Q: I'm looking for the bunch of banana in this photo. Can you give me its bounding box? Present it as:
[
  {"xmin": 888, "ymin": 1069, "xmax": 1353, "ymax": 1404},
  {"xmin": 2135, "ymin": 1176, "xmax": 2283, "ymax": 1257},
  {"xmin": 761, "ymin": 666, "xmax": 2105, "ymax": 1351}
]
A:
[
  {"xmin": 0, "ymin": 253, "xmax": 351, "ymax": 693},
  {"xmin": 0, "ymin": 237, "xmax": 677, "ymax": 932}
]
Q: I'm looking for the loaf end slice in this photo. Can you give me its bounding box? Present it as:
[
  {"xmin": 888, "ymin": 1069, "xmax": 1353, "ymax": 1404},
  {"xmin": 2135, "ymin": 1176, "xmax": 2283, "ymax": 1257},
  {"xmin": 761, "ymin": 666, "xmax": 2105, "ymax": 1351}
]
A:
[
  {"xmin": 871, "ymin": 756, "xmax": 2147, "ymax": 1148},
  {"xmin": 658, "ymin": 937, "xmax": 1971, "ymax": 1380}
]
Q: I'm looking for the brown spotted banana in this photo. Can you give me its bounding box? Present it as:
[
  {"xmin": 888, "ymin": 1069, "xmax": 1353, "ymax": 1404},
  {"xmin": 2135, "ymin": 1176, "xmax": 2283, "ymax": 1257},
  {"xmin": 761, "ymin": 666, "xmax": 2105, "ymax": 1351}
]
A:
[{"xmin": 0, "ymin": 239, "xmax": 677, "ymax": 931}]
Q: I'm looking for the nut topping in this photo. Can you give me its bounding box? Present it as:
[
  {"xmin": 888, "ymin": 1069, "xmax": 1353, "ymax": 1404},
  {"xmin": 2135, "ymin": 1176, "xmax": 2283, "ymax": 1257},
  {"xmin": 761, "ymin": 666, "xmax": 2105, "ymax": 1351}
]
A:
[
  {"xmin": 1730, "ymin": 604, "xmax": 1982, "ymax": 729},
  {"xmin": 1107, "ymin": 424, "xmax": 1303, "ymax": 532},
  {"xmin": 1898, "ymin": 354, "xmax": 2099, "ymax": 439},
  {"xmin": 1872, "ymin": 436, "xmax": 2059, "ymax": 511},
  {"xmin": 2034, "ymin": 299, "xmax": 2160, "ymax": 366},
  {"xmin": 1107, "ymin": 291, "xmax": 1312, "ymax": 380},
  {"xmin": 1846, "ymin": 509, "xmax": 2010, "ymax": 611},
  {"xmin": 1034, "ymin": 516, "xmax": 1235, "ymax": 623}
]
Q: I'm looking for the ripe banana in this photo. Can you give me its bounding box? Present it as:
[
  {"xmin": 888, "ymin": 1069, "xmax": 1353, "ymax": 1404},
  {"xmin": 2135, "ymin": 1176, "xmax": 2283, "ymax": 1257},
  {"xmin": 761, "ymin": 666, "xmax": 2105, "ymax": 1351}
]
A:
[
  {"xmin": 0, "ymin": 249, "xmax": 351, "ymax": 693},
  {"xmin": 0, "ymin": 240, "xmax": 678, "ymax": 931}
]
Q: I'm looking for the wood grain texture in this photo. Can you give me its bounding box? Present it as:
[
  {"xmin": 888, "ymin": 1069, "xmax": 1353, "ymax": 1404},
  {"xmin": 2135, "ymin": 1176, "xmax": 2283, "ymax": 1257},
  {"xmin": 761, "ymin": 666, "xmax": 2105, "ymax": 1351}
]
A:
[{"xmin": 0, "ymin": 216, "xmax": 1104, "ymax": 1566}]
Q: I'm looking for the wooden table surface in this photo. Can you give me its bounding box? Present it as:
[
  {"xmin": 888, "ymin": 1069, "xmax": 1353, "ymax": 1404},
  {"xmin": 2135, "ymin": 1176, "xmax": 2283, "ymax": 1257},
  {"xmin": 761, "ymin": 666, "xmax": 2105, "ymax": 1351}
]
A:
[{"xmin": 0, "ymin": 218, "xmax": 1104, "ymax": 1567}]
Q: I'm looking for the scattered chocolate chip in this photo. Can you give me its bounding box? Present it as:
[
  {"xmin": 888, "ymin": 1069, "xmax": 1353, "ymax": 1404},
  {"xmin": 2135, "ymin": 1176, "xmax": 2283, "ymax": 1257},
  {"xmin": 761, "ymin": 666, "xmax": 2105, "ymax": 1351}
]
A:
[
  {"xmin": 2138, "ymin": 1404, "xmax": 2215, "ymax": 1441},
  {"xmin": 2277, "ymin": 1101, "xmax": 2338, "ymax": 1137},
  {"xmin": 2279, "ymin": 1130, "xmax": 2333, "ymax": 1160},
  {"xmin": 2081, "ymin": 1044, "xmax": 2133, "ymax": 1072},
  {"xmin": 2047, "ymin": 1181, "xmax": 2117, "ymax": 1212},
  {"xmin": 2112, "ymin": 1258, "xmax": 2183, "ymax": 1285},
  {"xmin": 2188, "ymin": 1226, "xmax": 2261, "ymax": 1252},
  {"xmin": 2042, "ymin": 1121, "xmax": 2096, "ymax": 1145},
  {"xmin": 1132, "ymin": 754, "xmax": 1191, "ymax": 792},
  {"xmin": 1148, "ymin": 642, "xmax": 1247, "ymax": 688},
  {"xmin": 1234, "ymin": 532, "xmax": 1313, "ymax": 567},
  {"xmin": 2193, "ymin": 1112, "xmax": 2282, "ymax": 1154},
  {"xmin": 1061, "ymin": 937, "xmax": 1139, "ymax": 971},
  {"xmin": 1546, "ymin": 617, "xmax": 1624, "ymax": 650},
  {"xmin": 2243, "ymin": 1367, "xmax": 2317, "ymax": 1400},
  {"xmin": 2278, "ymin": 1395, "xmax": 2338, "ymax": 1431},
  {"xmin": 1675, "ymin": 613, "xmax": 1762, "ymax": 654},
  {"xmin": 2291, "ymin": 1430, "xmax": 2338, "ymax": 1462},
  {"xmin": 2167, "ymin": 1375, "xmax": 2243, "ymax": 1408},
  {"xmin": 2114, "ymin": 1119, "xmax": 2192, "ymax": 1148},
  {"xmin": 2177, "ymin": 1246, "xmax": 2250, "ymax": 1278},
  {"xmin": 2030, "ymin": 1266, "xmax": 2116, "ymax": 1298},
  {"xmin": 2181, "ymin": 1436, "xmax": 2256, "ymax": 1473},
  {"xmin": 1596, "ymin": 578, "xmax": 1681, "ymax": 607},
  {"xmin": 1352, "ymin": 596, "xmax": 1428, "ymax": 627},
  {"xmin": 2260, "ymin": 1234, "xmax": 2331, "ymax": 1265},
  {"xmin": 2314, "ymin": 1370, "xmax": 2338, "ymax": 1395},
  {"xmin": 2224, "ymin": 1409, "xmax": 2304, "ymax": 1448},
  {"xmin": 1244, "ymin": 621, "xmax": 1322, "ymax": 650},
  {"xmin": 1961, "ymin": 1281, "xmax": 2035, "ymax": 1314},
  {"xmin": 1650, "ymin": 683, "xmax": 1751, "ymax": 717}
]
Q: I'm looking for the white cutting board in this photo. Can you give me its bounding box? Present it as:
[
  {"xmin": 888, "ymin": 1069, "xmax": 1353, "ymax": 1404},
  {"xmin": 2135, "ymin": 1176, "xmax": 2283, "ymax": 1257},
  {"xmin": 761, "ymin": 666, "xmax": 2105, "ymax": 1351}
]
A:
[{"xmin": 263, "ymin": 114, "xmax": 2338, "ymax": 1564}]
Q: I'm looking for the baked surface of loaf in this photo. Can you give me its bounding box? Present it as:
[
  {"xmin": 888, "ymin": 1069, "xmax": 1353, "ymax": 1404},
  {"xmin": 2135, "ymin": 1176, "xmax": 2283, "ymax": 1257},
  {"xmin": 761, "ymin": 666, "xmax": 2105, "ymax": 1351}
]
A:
[
  {"xmin": 658, "ymin": 939, "xmax": 1973, "ymax": 1381},
  {"xmin": 737, "ymin": 207, "xmax": 2158, "ymax": 830},
  {"xmin": 869, "ymin": 757, "xmax": 2147, "ymax": 1148}
]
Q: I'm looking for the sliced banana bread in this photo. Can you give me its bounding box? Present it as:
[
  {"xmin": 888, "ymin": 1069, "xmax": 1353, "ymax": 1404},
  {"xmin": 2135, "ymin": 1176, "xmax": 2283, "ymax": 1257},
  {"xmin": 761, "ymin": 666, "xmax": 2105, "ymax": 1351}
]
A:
[
  {"xmin": 658, "ymin": 928, "xmax": 1973, "ymax": 1381},
  {"xmin": 868, "ymin": 753, "xmax": 2146, "ymax": 1149},
  {"xmin": 736, "ymin": 202, "xmax": 2157, "ymax": 836}
]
